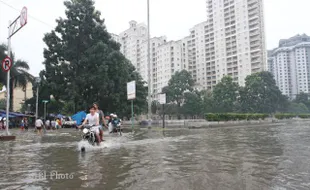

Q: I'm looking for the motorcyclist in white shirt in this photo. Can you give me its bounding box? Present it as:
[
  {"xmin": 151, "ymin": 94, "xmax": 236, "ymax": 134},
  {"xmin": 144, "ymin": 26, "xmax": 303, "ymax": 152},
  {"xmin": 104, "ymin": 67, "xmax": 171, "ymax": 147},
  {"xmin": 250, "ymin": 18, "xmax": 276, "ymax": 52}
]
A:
[{"xmin": 78, "ymin": 106, "xmax": 101, "ymax": 144}]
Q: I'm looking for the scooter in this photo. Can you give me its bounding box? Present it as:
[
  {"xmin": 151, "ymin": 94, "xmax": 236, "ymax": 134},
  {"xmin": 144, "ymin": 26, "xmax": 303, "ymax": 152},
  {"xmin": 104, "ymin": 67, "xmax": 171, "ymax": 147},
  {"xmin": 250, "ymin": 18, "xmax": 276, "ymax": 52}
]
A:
[
  {"xmin": 108, "ymin": 122, "xmax": 122, "ymax": 136},
  {"xmin": 80, "ymin": 124, "xmax": 100, "ymax": 152}
]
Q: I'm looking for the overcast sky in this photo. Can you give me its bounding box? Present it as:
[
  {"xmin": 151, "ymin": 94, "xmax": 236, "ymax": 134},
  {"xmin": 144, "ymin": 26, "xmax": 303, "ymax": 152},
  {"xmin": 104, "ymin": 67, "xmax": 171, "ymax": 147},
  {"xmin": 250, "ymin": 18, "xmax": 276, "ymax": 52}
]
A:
[{"xmin": 0, "ymin": 0, "xmax": 310, "ymax": 77}]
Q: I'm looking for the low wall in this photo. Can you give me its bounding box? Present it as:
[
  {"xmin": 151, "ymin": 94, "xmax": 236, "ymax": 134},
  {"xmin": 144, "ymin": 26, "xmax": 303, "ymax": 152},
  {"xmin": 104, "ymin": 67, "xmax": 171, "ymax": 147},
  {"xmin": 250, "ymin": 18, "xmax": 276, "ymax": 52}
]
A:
[{"xmin": 121, "ymin": 118, "xmax": 310, "ymax": 128}]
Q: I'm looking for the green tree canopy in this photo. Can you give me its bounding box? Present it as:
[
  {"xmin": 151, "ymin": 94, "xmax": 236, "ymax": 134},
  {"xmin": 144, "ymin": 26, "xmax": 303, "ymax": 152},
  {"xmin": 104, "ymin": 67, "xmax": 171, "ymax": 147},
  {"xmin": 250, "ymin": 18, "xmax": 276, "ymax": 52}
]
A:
[
  {"xmin": 0, "ymin": 44, "xmax": 33, "ymax": 111},
  {"xmin": 212, "ymin": 76, "xmax": 239, "ymax": 113},
  {"xmin": 182, "ymin": 91, "xmax": 203, "ymax": 118},
  {"xmin": 239, "ymin": 71, "xmax": 287, "ymax": 113},
  {"xmin": 41, "ymin": 0, "xmax": 147, "ymax": 117},
  {"xmin": 162, "ymin": 70, "xmax": 195, "ymax": 107},
  {"xmin": 286, "ymin": 102, "xmax": 309, "ymax": 113}
]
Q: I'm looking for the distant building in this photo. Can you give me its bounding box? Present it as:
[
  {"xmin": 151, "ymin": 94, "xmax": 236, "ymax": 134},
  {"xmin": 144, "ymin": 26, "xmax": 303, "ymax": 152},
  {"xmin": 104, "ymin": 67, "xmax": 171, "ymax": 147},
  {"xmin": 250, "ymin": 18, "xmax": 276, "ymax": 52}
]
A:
[
  {"xmin": 268, "ymin": 34, "xmax": 310, "ymax": 99},
  {"xmin": 0, "ymin": 82, "xmax": 33, "ymax": 111},
  {"xmin": 203, "ymin": 0, "xmax": 267, "ymax": 88},
  {"xmin": 187, "ymin": 21, "xmax": 208, "ymax": 87}
]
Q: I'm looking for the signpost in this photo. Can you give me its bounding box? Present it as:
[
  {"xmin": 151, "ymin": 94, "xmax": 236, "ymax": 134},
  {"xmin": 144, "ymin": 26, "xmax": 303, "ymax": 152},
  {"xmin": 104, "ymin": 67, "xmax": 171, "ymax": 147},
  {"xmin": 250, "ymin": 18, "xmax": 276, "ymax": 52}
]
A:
[
  {"xmin": 2, "ymin": 56, "xmax": 12, "ymax": 72},
  {"xmin": 159, "ymin": 93, "xmax": 166, "ymax": 128},
  {"xmin": 127, "ymin": 81, "xmax": 136, "ymax": 131},
  {"xmin": 1, "ymin": 6, "xmax": 28, "ymax": 140}
]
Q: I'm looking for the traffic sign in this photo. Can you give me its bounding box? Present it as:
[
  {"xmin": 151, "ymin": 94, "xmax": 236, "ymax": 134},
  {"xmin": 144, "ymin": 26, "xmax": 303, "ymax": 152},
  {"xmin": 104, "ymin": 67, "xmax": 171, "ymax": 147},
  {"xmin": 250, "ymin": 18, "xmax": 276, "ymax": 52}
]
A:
[
  {"xmin": 2, "ymin": 56, "xmax": 12, "ymax": 72},
  {"xmin": 159, "ymin": 93, "xmax": 166, "ymax": 104},
  {"xmin": 127, "ymin": 81, "xmax": 136, "ymax": 100},
  {"xmin": 20, "ymin": 7, "xmax": 27, "ymax": 27},
  {"xmin": 42, "ymin": 100, "xmax": 49, "ymax": 103}
]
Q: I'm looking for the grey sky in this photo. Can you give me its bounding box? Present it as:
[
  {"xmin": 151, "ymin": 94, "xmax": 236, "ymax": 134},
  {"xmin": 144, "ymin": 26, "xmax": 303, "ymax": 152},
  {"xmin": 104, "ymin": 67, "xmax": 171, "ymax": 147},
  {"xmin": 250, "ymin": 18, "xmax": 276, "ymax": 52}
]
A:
[{"xmin": 0, "ymin": 0, "xmax": 310, "ymax": 77}]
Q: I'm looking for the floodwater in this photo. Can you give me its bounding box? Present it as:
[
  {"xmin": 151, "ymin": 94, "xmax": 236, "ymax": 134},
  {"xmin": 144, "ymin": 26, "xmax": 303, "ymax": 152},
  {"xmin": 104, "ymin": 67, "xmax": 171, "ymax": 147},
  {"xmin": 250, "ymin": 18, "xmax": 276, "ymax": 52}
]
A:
[{"xmin": 1, "ymin": 123, "xmax": 310, "ymax": 190}]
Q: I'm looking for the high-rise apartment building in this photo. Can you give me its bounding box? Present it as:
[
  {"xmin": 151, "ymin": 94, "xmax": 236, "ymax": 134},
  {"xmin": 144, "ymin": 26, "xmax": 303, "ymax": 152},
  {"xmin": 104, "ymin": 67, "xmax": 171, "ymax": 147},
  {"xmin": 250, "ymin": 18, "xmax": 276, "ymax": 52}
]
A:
[
  {"xmin": 153, "ymin": 40, "xmax": 187, "ymax": 98},
  {"xmin": 112, "ymin": 21, "xmax": 188, "ymax": 100},
  {"xmin": 118, "ymin": 20, "xmax": 148, "ymax": 74},
  {"xmin": 140, "ymin": 36, "xmax": 167, "ymax": 92},
  {"xmin": 187, "ymin": 21, "xmax": 208, "ymax": 89},
  {"xmin": 268, "ymin": 34, "xmax": 310, "ymax": 99},
  {"xmin": 200, "ymin": 0, "xmax": 266, "ymax": 90}
]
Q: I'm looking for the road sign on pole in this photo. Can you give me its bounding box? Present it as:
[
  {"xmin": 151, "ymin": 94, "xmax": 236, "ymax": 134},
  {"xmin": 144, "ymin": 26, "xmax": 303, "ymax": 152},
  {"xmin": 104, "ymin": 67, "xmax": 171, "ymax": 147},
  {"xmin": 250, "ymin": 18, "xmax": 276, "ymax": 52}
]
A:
[
  {"xmin": 20, "ymin": 7, "xmax": 27, "ymax": 27},
  {"xmin": 127, "ymin": 81, "xmax": 136, "ymax": 100},
  {"xmin": 159, "ymin": 93, "xmax": 166, "ymax": 105},
  {"xmin": 2, "ymin": 56, "xmax": 12, "ymax": 72},
  {"xmin": 3, "ymin": 6, "xmax": 28, "ymax": 138},
  {"xmin": 127, "ymin": 81, "xmax": 136, "ymax": 132}
]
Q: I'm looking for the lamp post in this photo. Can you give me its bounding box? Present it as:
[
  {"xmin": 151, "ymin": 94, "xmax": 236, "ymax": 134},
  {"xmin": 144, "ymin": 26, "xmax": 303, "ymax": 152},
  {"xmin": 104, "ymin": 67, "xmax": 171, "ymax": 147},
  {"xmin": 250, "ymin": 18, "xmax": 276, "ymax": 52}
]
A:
[
  {"xmin": 147, "ymin": 0, "xmax": 152, "ymax": 125},
  {"xmin": 35, "ymin": 77, "xmax": 41, "ymax": 121}
]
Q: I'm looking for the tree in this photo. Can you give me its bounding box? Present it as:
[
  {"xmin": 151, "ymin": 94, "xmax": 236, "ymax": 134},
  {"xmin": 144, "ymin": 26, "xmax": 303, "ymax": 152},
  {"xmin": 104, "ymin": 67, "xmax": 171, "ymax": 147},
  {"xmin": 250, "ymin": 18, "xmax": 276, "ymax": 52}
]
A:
[
  {"xmin": 294, "ymin": 92, "xmax": 310, "ymax": 110},
  {"xmin": 0, "ymin": 99, "xmax": 5, "ymax": 109},
  {"xmin": 151, "ymin": 100, "xmax": 160, "ymax": 114},
  {"xmin": 201, "ymin": 90, "xmax": 215, "ymax": 113},
  {"xmin": 212, "ymin": 76, "xmax": 239, "ymax": 113},
  {"xmin": 0, "ymin": 44, "xmax": 33, "ymax": 111},
  {"xmin": 182, "ymin": 91, "xmax": 203, "ymax": 118},
  {"xmin": 163, "ymin": 70, "xmax": 195, "ymax": 106},
  {"xmin": 239, "ymin": 71, "xmax": 287, "ymax": 113},
  {"xmin": 286, "ymin": 102, "xmax": 309, "ymax": 113},
  {"xmin": 41, "ymin": 0, "xmax": 147, "ymax": 117},
  {"xmin": 295, "ymin": 92, "xmax": 309, "ymax": 104}
]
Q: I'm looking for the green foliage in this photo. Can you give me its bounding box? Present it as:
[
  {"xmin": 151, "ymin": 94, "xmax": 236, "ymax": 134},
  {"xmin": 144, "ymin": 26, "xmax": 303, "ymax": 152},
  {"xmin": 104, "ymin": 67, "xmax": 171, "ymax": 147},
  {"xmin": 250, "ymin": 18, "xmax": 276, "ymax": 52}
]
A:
[
  {"xmin": 151, "ymin": 100, "xmax": 159, "ymax": 114},
  {"xmin": 0, "ymin": 99, "xmax": 5, "ymax": 109},
  {"xmin": 0, "ymin": 44, "xmax": 33, "ymax": 111},
  {"xmin": 212, "ymin": 76, "xmax": 239, "ymax": 112},
  {"xmin": 163, "ymin": 70, "xmax": 195, "ymax": 106},
  {"xmin": 298, "ymin": 114, "xmax": 310, "ymax": 118},
  {"xmin": 286, "ymin": 102, "xmax": 309, "ymax": 113},
  {"xmin": 182, "ymin": 91, "xmax": 203, "ymax": 118},
  {"xmin": 238, "ymin": 71, "xmax": 287, "ymax": 113},
  {"xmin": 205, "ymin": 113, "xmax": 268, "ymax": 121},
  {"xmin": 41, "ymin": 0, "xmax": 147, "ymax": 117},
  {"xmin": 274, "ymin": 113, "xmax": 297, "ymax": 119}
]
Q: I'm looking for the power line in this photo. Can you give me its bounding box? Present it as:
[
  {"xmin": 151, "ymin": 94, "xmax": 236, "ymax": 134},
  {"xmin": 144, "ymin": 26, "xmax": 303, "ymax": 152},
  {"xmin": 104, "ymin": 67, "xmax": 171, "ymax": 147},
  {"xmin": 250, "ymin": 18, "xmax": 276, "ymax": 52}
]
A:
[{"xmin": 0, "ymin": 0, "xmax": 54, "ymax": 29}]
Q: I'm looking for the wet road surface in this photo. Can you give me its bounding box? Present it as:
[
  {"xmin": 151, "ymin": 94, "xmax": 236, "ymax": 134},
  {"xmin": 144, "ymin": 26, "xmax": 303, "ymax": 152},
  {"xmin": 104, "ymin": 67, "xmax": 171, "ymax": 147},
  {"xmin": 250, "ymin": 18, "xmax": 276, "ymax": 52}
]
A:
[{"xmin": 1, "ymin": 123, "xmax": 310, "ymax": 190}]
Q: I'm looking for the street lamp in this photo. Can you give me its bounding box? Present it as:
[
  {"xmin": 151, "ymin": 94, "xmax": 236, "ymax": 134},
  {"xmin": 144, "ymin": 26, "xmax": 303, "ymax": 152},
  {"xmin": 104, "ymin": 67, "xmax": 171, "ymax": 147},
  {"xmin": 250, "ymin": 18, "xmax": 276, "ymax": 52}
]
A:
[
  {"xmin": 147, "ymin": 0, "xmax": 152, "ymax": 125},
  {"xmin": 35, "ymin": 77, "xmax": 41, "ymax": 120}
]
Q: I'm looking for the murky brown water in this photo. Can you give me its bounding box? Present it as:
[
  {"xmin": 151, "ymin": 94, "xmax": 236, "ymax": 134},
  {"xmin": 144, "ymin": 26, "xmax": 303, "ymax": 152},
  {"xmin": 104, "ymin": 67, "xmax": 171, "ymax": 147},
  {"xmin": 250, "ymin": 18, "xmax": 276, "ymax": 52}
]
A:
[{"xmin": 1, "ymin": 123, "xmax": 310, "ymax": 190}]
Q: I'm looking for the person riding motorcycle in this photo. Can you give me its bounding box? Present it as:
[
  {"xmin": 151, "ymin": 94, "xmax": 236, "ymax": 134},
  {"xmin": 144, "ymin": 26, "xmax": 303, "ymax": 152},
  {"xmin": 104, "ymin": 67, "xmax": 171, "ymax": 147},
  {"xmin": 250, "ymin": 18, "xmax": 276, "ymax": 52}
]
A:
[
  {"xmin": 93, "ymin": 102, "xmax": 107, "ymax": 141},
  {"xmin": 78, "ymin": 106, "xmax": 101, "ymax": 144},
  {"xmin": 108, "ymin": 114, "xmax": 121, "ymax": 133}
]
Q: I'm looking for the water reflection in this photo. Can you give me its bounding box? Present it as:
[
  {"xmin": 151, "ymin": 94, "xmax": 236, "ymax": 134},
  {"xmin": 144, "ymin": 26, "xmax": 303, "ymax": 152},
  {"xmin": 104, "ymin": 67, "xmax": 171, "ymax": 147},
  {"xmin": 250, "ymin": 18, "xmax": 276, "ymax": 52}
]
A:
[{"xmin": 1, "ymin": 124, "xmax": 310, "ymax": 190}]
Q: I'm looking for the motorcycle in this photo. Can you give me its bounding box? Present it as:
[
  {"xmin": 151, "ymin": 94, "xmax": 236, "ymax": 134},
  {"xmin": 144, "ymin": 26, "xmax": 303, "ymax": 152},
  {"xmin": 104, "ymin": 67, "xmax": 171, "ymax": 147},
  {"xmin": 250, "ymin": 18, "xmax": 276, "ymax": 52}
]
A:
[
  {"xmin": 80, "ymin": 124, "xmax": 100, "ymax": 152},
  {"xmin": 108, "ymin": 121, "xmax": 122, "ymax": 136}
]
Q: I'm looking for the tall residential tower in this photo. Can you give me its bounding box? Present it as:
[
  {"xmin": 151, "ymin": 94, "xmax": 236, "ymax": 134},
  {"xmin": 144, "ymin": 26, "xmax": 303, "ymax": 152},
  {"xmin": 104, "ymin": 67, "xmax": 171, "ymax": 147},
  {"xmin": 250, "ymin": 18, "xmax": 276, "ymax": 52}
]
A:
[
  {"xmin": 200, "ymin": 0, "xmax": 266, "ymax": 90},
  {"xmin": 268, "ymin": 34, "xmax": 310, "ymax": 99}
]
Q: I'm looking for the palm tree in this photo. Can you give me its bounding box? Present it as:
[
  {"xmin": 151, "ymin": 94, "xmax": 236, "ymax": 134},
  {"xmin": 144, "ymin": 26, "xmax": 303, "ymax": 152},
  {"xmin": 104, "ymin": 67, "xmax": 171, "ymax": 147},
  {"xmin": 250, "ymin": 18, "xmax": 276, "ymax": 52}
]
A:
[{"xmin": 0, "ymin": 44, "xmax": 33, "ymax": 111}]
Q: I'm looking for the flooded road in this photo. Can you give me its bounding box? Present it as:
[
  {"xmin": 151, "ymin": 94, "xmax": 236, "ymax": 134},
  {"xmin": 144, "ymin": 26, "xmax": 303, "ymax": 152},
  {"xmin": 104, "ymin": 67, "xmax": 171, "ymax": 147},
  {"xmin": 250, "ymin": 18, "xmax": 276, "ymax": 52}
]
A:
[{"xmin": 1, "ymin": 123, "xmax": 310, "ymax": 190}]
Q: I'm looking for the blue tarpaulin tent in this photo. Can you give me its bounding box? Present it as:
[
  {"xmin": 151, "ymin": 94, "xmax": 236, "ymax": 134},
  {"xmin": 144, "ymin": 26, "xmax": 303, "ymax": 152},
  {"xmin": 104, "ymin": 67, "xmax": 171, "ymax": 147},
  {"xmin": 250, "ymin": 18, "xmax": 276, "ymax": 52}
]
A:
[
  {"xmin": 0, "ymin": 113, "xmax": 15, "ymax": 118},
  {"xmin": 71, "ymin": 111, "xmax": 86, "ymax": 125}
]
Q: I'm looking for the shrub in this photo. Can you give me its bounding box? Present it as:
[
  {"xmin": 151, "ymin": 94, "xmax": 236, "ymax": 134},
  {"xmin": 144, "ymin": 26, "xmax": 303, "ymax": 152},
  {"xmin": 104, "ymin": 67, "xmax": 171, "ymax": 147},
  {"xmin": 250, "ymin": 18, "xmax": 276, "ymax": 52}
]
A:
[{"xmin": 205, "ymin": 113, "xmax": 268, "ymax": 121}]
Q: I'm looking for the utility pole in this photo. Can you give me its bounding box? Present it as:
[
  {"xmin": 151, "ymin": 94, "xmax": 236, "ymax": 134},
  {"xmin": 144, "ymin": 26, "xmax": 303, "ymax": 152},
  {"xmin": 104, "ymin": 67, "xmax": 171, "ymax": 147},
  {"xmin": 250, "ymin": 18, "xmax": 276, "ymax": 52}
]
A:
[
  {"xmin": 1, "ymin": 6, "xmax": 27, "ymax": 139},
  {"xmin": 35, "ymin": 77, "xmax": 41, "ymax": 121},
  {"xmin": 147, "ymin": 0, "xmax": 152, "ymax": 125}
]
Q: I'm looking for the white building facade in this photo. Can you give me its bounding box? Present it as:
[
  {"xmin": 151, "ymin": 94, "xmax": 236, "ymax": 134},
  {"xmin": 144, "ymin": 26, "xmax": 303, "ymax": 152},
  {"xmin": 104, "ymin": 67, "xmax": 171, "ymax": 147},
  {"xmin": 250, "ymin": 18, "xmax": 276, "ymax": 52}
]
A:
[
  {"xmin": 112, "ymin": 21, "xmax": 188, "ymax": 101},
  {"xmin": 118, "ymin": 21, "xmax": 148, "ymax": 74},
  {"xmin": 268, "ymin": 34, "xmax": 310, "ymax": 99},
  {"xmin": 201, "ymin": 0, "xmax": 267, "ymax": 90}
]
